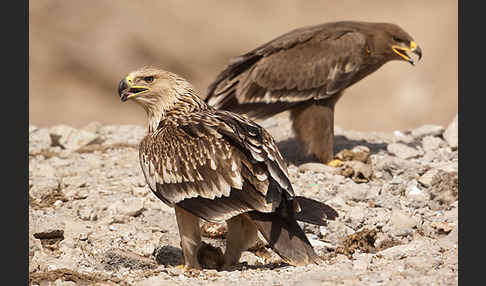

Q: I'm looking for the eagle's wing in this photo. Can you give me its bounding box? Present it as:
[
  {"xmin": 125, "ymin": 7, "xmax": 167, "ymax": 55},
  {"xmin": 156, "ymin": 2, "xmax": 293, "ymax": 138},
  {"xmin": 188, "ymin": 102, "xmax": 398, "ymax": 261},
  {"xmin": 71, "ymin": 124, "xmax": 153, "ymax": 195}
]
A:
[
  {"xmin": 139, "ymin": 110, "xmax": 295, "ymax": 222},
  {"xmin": 205, "ymin": 26, "xmax": 367, "ymax": 116}
]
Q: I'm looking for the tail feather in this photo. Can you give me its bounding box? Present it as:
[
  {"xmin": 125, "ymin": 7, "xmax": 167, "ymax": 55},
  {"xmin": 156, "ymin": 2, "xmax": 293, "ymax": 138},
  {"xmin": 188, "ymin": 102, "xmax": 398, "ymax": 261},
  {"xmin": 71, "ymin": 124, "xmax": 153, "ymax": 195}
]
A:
[
  {"xmin": 294, "ymin": 196, "xmax": 339, "ymax": 226},
  {"xmin": 247, "ymin": 211, "xmax": 321, "ymax": 266}
]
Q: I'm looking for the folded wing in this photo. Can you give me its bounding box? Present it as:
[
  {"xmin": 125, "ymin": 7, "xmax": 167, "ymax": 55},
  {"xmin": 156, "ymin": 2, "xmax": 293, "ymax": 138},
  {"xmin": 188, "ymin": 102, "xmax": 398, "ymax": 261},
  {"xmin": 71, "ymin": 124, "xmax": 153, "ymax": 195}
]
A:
[{"xmin": 139, "ymin": 109, "xmax": 296, "ymax": 222}]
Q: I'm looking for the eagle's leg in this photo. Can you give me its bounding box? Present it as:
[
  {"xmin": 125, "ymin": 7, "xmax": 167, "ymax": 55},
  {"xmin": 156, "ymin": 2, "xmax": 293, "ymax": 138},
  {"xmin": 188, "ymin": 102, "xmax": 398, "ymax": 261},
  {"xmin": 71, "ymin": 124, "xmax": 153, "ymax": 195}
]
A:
[
  {"xmin": 174, "ymin": 205, "xmax": 202, "ymax": 269},
  {"xmin": 290, "ymin": 93, "xmax": 342, "ymax": 164},
  {"xmin": 290, "ymin": 102, "xmax": 334, "ymax": 164},
  {"xmin": 223, "ymin": 213, "xmax": 259, "ymax": 266}
]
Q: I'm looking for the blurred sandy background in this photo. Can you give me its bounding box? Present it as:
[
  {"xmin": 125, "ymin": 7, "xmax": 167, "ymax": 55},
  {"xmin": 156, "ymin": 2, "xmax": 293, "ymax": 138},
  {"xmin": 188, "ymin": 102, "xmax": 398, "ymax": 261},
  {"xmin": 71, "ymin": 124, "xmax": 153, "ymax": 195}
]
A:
[{"xmin": 29, "ymin": 0, "xmax": 457, "ymax": 132}]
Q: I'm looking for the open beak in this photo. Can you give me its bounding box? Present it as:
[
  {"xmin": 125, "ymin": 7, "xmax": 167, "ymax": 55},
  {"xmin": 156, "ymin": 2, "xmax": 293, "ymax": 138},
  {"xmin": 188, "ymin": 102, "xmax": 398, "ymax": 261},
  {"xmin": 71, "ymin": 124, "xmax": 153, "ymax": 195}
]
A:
[
  {"xmin": 392, "ymin": 41, "xmax": 422, "ymax": 66},
  {"xmin": 118, "ymin": 76, "xmax": 150, "ymax": 102}
]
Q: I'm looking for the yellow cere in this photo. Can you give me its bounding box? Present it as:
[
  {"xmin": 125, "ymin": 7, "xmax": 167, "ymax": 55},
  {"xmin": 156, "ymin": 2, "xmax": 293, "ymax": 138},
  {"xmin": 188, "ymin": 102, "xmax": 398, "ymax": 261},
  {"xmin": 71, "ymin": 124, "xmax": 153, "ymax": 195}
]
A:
[
  {"xmin": 410, "ymin": 41, "xmax": 417, "ymax": 50},
  {"xmin": 126, "ymin": 75, "xmax": 134, "ymax": 85}
]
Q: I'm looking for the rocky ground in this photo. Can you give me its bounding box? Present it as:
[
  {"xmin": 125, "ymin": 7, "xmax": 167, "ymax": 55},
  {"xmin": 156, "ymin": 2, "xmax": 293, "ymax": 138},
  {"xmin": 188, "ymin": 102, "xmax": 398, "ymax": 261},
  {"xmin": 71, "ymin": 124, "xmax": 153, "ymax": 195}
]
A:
[{"xmin": 29, "ymin": 113, "xmax": 458, "ymax": 286}]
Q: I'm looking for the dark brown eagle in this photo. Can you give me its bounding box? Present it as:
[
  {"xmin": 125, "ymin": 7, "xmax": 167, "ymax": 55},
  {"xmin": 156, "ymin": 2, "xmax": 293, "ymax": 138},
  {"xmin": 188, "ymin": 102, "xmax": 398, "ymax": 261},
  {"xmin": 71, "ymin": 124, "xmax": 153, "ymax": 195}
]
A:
[
  {"xmin": 204, "ymin": 21, "xmax": 422, "ymax": 163},
  {"xmin": 117, "ymin": 67, "xmax": 338, "ymax": 270}
]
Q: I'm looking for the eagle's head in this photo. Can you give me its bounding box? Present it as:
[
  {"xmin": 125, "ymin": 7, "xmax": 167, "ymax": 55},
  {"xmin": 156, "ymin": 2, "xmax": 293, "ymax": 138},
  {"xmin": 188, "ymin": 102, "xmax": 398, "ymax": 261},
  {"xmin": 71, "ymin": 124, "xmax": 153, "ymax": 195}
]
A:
[
  {"xmin": 118, "ymin": 67, "xmax": 193, "ymax": 106},
  {"xmin": 368, "ymin": 22, "xmax": 422, "ymax": 65},
  {"xmin": 118, "ymin": 67, "xmax": 204, "ymax": 131}
]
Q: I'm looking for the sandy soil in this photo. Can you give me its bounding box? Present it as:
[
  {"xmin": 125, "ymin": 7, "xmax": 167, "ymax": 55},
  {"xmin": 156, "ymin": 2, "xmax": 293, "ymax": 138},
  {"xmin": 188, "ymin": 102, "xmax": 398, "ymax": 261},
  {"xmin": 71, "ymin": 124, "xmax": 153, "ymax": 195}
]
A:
[
  {"xmin": 29, "ymin": 113, "xmax": 458, "ymax": 285},
  {"xmin": 29, "ymin": 1, "xmax": 457, "ymax": 132}
]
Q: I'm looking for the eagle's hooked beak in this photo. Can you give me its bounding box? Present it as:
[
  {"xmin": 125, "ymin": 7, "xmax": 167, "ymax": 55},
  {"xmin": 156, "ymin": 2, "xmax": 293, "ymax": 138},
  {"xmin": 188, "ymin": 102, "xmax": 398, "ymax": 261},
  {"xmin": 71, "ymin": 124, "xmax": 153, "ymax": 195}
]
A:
[
  {"xmin": 118, "ymin": 75, "xmax": 150, "ymax": 102},
  {"xmin": 392, "ymin": 41, "xmax": 422, "ymax": 66}
]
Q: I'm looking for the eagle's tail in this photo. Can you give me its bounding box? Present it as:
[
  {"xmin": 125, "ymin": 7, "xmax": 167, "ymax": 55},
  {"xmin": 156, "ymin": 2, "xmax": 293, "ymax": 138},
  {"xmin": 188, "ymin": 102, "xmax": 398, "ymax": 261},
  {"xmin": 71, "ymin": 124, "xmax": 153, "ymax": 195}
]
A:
[
  {"xmin": 294, "ymin": 196, "xmax": 339, "ymax": 226},
  {"xmin": 247, "ymin": 211, "xmax": 321, "ymax": 266}
]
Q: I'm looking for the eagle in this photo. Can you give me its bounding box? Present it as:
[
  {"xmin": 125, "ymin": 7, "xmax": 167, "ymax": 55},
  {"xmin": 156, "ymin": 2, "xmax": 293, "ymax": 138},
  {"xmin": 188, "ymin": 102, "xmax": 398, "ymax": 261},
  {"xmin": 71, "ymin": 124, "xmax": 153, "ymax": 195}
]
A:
[
  {"xmin": 117, "ymin": 67, "xmax": 338, "ymax": 270},
  {"xmin": 204, "ymin": 21, "xmax": 423, "ymax": 164}
]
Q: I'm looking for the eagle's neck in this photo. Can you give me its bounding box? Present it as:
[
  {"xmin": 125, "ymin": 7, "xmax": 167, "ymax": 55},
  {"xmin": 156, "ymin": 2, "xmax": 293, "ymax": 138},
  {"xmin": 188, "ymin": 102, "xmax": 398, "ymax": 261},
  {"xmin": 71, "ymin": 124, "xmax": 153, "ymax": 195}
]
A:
[
  {"xmin": 145, "ymin": 92, "xmax": 209, "ymax": 134},
  {"xmin": 145, "ymin": 104, "xmax": 165, "ymax": 133}
]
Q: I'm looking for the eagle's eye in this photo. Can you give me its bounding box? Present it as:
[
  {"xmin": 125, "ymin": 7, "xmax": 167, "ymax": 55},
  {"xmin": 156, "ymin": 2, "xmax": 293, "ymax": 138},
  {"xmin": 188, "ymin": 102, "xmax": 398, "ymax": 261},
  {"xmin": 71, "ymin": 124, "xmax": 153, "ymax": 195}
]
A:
[
  {"xmin": 392, "ymin": 36, "xmax": 404, "ymax": 43},
  {"xmin": 144, "ymin": 76, "xmax": 154, "ymax": 83}
]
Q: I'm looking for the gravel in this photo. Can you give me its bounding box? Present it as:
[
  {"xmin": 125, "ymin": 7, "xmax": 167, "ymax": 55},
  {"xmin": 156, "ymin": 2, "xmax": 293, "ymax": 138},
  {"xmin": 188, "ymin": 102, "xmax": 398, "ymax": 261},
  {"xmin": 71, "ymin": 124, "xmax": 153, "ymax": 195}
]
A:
[
  {"xmin": 443, "ymin": 114, "xmax": 458, "ymax": 149},
  {"xmin": 383, "ymin": 210, "xmax": 418, "ymax": 237},
  {"xmin": 29, "ymin": 127, "xmax": 52, "ymax": 154},
  {"xmin": 298, "ymin": 163, "xmax": 336, "ymax": 174},
  {"xmin": 49, "ymin": 124, "xmax": 100, "ymax": 150},
  {"xmin": 410, "ymin": 124, "xmax": 445, "ymax": 139},
  {"xmin": 387, "ymin": 142, "xmax": 423, "ymax": 159},
  {"xmin": 422, "ymin": 135, "xmax": 446, "ymax": 151},
  {"xmin": 28, "ymin": 116, "xmax": 458, "ymax": 285}
]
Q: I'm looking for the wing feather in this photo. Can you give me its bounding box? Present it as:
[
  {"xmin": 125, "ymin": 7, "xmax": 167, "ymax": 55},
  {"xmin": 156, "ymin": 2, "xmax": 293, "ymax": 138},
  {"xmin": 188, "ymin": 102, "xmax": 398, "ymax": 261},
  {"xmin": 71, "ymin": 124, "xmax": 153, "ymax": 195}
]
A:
[
  {"xmin": 242, "ymin": 31, "xmax": 365, "ymax": 101},
  {"xmin": 139, "ymin": 110, "xmax": 295, "ymax": 221},
  {"xmin": 205, "ymin": 23, "xmax": 368, "ymax": 117}
]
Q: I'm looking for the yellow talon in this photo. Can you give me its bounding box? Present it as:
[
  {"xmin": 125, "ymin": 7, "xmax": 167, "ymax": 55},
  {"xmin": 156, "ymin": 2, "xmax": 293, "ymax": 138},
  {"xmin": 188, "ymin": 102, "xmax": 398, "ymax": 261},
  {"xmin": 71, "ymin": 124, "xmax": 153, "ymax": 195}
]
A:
[
  {"xmin": 328, "ymin": 159, "xmax": 344, "ymax": 168},
  {"xmin": 176, "ymin": 264, "xmax": 185, "ymax": 269}
]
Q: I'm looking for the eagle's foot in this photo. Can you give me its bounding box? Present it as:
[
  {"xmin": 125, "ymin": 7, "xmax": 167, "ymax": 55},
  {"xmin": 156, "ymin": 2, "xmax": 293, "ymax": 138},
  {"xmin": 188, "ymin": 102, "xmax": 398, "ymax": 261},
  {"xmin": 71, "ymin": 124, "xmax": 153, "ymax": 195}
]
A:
[
  {"xmin": 328, "ymin": 159, "xmax": 344, "ymax": 168},
  {"xmin": 175, "ymin": 264, "xmax": 202, "ymax": 272},
  {"xmin": 197, "ymin": 241, "xmax": 224, "ymax": 269}
]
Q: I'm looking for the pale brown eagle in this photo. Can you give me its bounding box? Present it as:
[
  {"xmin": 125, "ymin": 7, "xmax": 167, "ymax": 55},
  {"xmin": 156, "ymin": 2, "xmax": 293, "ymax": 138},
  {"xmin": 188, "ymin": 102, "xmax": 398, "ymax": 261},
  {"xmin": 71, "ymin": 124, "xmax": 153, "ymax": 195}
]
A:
[
  {"xmin": 204, "ymin": 21, "xmax": 422, "ymax": 163},
  {"xmin": 117, "ymin": 67, "xmax": 338, "ymax": 269}
]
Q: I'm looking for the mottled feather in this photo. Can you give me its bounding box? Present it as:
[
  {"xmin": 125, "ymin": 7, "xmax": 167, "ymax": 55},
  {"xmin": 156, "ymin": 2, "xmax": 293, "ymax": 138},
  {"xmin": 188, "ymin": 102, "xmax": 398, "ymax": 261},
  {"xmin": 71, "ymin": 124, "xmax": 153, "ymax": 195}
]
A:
[{"xmin": 139, "ymin": 108, "xmax": 295, "ymax": 222}]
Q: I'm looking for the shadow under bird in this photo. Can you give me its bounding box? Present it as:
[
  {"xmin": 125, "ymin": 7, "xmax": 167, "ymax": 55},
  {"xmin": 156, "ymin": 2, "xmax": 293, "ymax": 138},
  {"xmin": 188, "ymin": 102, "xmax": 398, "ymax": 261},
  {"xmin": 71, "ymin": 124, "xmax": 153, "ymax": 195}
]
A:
[
  {"xmin": 204, "ymin": 21, "xmax": 422, "ymax": 164},
  {"xmin": 117, "ymin": 67, "xmax": 338, "ymax": 270}
]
